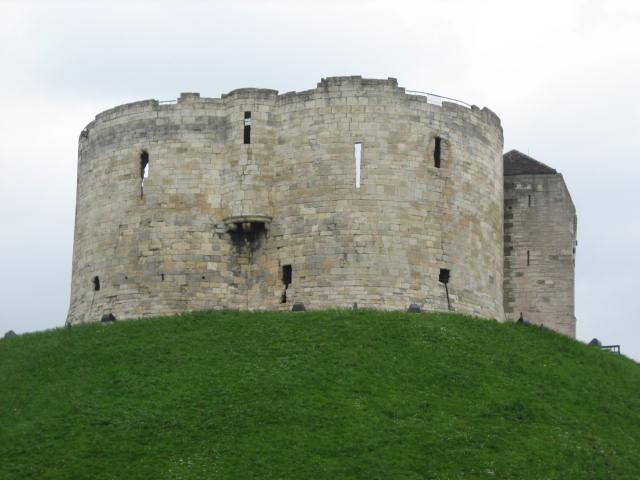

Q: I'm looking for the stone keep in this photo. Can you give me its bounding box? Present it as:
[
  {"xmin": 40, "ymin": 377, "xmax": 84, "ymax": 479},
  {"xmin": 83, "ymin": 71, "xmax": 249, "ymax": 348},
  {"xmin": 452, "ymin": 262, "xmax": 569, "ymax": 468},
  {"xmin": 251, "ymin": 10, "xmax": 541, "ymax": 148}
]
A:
[{"xmin": 66, "ymin": 76, "xmax": 573, "ymax": 336}]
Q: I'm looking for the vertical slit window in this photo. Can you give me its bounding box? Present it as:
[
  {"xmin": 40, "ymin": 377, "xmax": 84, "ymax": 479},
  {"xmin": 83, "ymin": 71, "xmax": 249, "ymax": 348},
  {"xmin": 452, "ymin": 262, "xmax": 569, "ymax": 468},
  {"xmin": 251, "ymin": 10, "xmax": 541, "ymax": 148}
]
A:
[
  {"xmin": 282, "ymin": 265, "xmax": 292, "ymax": 286},
  {"xmin": 527, "ymin": 250, "xmax": 530, "ymax": 266},
  {"xmin": 140, "ymin": 151, "xmax": 149, "ymax": 198},
  {"xmin": 434, "ymin": 137, "xmax": 441, "ymax": 168},
  {"xmin": 528, "ymin": 195, "xmax": 532, "ymax": 207},
  {"xmin": 244, "ymin": 111, "xmax": 251, "ymax": 144},
  {"xmin": 281, "ymin": 265, "xmax": 292, "ymax": 303},
  {"xmin": 354, "ymin": 142, "xmax": 362, "ymax": 188},
  {"xmin": 92, "ymin": 276, "xmax": 100, "ymax": 291}
]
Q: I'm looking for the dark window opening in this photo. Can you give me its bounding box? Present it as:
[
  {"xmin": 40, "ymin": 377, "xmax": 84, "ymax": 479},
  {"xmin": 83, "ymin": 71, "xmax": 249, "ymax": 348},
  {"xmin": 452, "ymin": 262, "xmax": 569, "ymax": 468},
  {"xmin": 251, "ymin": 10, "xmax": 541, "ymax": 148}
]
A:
[
  {"xmin": 439, "ymin": 268, "xmax": 452, "ymax": 311},
  {"xmin": 528, "ymin": 195, "xmax": 532, "ymax": 207},
  {"xmin": 281, "ymin": 265, "xmax": 292, "ymax": 303},
  {"xmin": 434, "ymin": 137, "xmax": 441, "ymax": 168},
  {"xmin": 282, "ymin": 265, "xmax": 292, "ymax": 285},
  {"xmin": 438, "ymin": 268, "xmax": 450, "ymax": 284},
  {"xmin": 527, "ymin": 250, "xmax": 530, "ymax": 266},
  {"xmin": 92, "ymin": 276, "xmax": 100, "ymax": 291},
  {"xmin": 161, "ymin": 273, "xmax": 165, "ymax": 281},
  {"xmin": 140, "ymin": 151, "xmax": 149, "ymax": 198},
  {"xmin": 229, "ymin": 220, "xmax": 267, "ymax": 252},
  {"xmin": 244, "ymin": 111, "xmax": 251, "ymax": 144}
]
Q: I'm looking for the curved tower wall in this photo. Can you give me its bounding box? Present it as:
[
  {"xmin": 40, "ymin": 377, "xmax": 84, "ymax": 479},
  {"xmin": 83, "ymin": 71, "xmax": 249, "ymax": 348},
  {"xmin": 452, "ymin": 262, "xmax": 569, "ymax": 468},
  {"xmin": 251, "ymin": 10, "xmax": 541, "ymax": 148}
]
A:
[{"xmin": 67, "ymin": 76, "xmax": 504, "ymax": 325}]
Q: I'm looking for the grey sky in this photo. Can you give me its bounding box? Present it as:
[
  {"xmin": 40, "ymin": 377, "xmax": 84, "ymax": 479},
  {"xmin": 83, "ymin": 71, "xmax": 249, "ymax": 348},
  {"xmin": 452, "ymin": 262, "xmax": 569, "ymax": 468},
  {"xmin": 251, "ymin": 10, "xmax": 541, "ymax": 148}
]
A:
[{"xmin": 1, "ymin": 0, "xmax": 639, "ymax": 359}]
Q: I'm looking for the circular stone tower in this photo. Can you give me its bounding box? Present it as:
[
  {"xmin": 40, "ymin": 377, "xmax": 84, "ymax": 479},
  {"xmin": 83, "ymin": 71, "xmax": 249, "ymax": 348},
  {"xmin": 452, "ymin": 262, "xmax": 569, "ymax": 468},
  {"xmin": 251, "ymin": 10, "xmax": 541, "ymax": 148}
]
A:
[{"xmin": 66, "ymin": 76, "xmax": 504, "ymax": 325}]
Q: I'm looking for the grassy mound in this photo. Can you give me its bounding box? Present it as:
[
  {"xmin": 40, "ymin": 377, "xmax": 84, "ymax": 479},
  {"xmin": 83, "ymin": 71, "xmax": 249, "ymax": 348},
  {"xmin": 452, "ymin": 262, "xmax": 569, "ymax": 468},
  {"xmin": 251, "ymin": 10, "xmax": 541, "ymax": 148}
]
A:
[{"xmin": 1, "ymin": 310, "xmax": 639, "ymax": 479}]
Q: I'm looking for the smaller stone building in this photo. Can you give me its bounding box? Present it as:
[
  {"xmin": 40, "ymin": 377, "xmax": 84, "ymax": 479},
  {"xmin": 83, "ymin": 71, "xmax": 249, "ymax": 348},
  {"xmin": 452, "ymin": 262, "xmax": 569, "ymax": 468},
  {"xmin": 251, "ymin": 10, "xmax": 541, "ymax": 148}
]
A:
[{"xmin": 503, "ymin": 150, "xmax": 577, "ymax": 337}]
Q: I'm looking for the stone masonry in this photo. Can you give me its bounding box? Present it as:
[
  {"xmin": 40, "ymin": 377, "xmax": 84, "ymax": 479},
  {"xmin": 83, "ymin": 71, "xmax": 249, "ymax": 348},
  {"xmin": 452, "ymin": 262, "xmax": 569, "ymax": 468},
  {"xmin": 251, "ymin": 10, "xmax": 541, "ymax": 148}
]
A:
[
  {"xmin": 503, "ymin": 150, "xmax": 577, "ymax": 336},
  {"xmin": 66, "ymin": 76, "xmax": 575, "ymax": 337}
]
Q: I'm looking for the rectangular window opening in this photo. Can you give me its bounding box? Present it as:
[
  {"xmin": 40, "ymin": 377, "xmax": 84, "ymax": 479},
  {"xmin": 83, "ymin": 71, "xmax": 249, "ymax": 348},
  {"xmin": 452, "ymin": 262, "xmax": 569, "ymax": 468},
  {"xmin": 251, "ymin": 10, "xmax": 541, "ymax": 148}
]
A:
[
  {"xmin": 434, "ymin": 137, "xmax": 441, "ymax": 168},
  {"xmin": 354, "ymin": 142, "xmax": 362, "ymax": 188},
  {"xmin": 93, "ymin": 276, "xmax": 101, "ymax": 291},
  {"xmin": 282, "ymin": 265, "xmax": 292, "ymax": 286},
  {"xmin": 438, "ymin": 268, "xmax": 450, "ymax": 284},
  {"xmin": 527, "ymin": 250, "xmax": 530, "ymax": 266},
  {"xmin": 140, "ymin": 151, "xmax": 149, "ymax": 198},
  {"xmin": 528, "ymin": 195, "xmax": 532, "ymax": 207},
  {"xmin": 244, "ymin": 111, "xmax": 251, "ymax": 144},
  {"xmin": 281, "ymin": 265, "xmax": 292, "ymax": 303}
]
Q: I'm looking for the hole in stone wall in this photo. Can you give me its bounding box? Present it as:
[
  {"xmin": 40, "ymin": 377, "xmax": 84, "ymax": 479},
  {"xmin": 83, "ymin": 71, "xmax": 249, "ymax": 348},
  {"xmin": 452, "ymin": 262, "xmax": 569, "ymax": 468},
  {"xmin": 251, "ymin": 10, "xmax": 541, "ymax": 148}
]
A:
[
  {"xmin": 354, "ymin": 142, "xmax": 362, "ymax": 188},
  {"xmin": 282, "ymin": 265, "xmax": 292, "ymax": 286},
  {"xmin": 161, "ymin": 273, "xmax": 165, "ymax": 281},
  {"xmin": 438, "ymin": 268, "xmax": 450, "ymax": 284},
  {"xmin": 140, "ymin": 151, "xmax": 149, "ymax": 198},
  {"xmin": 434, "ymin": 137, "xmax": 441, "ymax": 168},
  {"xmin": 93, "ymin": 276, "xmax": 101, "ymax": 291},
  {"xmin": 229, "ymin": 221, "xmax": 267, "ymax": 252},
  {"xmin": 528, "ymin": 195, "xmax": 532, "ymax": 207},
  {"xmin": 244, "ymin": 111, "xmax": 251, "ymax": 144},
  {"xmin": 527, "ymin": 250, "xmax": 530, "ymax": 266},
  {"xmin": 281, "ymin": 264, "xmax": 292, "ymax": 303},
  {"xmin": 439, "ymin": 268, "xmax": 452, "ymax": 311}
]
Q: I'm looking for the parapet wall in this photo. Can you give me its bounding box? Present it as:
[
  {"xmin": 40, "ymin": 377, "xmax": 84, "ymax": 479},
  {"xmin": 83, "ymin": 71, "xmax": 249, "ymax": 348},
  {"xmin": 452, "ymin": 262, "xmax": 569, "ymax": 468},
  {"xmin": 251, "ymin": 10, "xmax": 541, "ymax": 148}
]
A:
[{"xmin": 67, "ymin": 76, "xmax": 505, "ymax": 325}]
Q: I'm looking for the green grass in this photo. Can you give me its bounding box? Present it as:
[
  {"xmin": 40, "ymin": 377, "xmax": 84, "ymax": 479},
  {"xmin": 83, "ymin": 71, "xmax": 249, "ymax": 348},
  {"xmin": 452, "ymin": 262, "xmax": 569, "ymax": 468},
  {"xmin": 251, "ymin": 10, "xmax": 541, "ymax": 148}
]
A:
[{"xmin": 1, "ymin": 310, "xmax": 639, "ymax": 479}]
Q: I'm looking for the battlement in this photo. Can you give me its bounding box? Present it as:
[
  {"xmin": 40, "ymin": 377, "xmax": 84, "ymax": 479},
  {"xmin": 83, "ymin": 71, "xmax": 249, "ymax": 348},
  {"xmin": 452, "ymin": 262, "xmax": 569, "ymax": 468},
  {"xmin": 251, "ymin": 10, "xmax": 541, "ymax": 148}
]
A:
[
  {"xmin": 82, "ymin": 77, "xmax": 500, "ymax": 136},
  {"xmin": 317, "ymin": 75, "xmax": 399, "ymax": 89}
]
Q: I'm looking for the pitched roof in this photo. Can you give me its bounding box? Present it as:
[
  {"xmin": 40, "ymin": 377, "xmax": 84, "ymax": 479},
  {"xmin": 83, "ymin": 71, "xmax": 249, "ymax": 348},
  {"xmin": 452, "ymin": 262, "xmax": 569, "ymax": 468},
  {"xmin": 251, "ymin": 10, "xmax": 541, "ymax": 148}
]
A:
[{"xmin": 503, "ymin": 150, "xmax": 557, "ymax": 176}]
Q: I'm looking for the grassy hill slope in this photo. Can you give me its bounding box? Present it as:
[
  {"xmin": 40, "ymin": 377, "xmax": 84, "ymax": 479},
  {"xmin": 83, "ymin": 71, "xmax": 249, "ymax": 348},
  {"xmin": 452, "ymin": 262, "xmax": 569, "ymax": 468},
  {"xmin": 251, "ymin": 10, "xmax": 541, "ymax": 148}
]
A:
[{"xmin": 1, "ymin": 310, "xmax": 639, "ymax": 479}]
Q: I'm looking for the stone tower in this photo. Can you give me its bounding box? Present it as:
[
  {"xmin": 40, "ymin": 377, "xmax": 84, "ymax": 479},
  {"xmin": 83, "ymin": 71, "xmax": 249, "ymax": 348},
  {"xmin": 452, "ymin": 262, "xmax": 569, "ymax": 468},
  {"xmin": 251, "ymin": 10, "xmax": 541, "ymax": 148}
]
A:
[
  {"xmin": 66, "ymin": 76, "xmax": 505, "ymax": 325},
  {"xmin": 503, "ymin": 150, "xmax": 577, "ymax": 337}
]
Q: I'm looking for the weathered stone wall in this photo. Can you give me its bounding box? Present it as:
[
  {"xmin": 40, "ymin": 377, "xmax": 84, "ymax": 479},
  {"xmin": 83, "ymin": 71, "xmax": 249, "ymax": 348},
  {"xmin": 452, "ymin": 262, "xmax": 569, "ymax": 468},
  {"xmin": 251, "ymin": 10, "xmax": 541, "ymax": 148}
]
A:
[
  {"xmin": 503, "ymin": 171, "xmax": 577, "ymax": 337},
  {"xmin": 67, "ymin": 76, "xmax": 505, "ymax": 325}
]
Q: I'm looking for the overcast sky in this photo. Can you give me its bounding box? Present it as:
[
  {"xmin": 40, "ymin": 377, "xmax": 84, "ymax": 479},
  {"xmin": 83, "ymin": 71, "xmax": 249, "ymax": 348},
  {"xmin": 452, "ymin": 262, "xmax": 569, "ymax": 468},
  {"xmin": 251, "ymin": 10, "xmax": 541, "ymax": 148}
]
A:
[{"xmin": 1, "ymin": 0, "xmax": 639, "ymax": 359}]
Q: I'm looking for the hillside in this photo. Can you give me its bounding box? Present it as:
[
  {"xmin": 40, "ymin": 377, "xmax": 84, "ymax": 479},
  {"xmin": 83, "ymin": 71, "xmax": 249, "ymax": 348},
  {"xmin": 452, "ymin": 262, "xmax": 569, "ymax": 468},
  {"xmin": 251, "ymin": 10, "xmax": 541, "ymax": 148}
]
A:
[{"xmin": 1, "ymin": 310, "xmax": 639, "ymax": 479}]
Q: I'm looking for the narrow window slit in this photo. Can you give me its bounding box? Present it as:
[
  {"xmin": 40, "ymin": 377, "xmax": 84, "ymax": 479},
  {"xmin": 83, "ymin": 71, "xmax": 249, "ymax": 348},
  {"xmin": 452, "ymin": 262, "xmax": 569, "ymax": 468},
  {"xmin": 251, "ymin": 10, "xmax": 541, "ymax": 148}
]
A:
[
  {"xmin": 527, "ymin": 250, "xmax": 530, "ymax": 266},
  {"xmin": 281, "ymin": 265, "xmax": 292, "ymax": 303},
  {"xmin": 528, "ymin": 195, "xmax": 532, "ymax": 207},
  {"xmin": 161, "ymin": 273, "xmax": 165, "ymax": 281},
  {"xmin": 92, "ymin": 276, "xmax": 100, "ymax": 291},
  {"xmin": 244, "ymin": 111, "xmax": 251, "ymax": 144},
  {"xmin": 140, "ymin": 151, "xmax": 149, "ymax": 198},
  {"xmin": 434, "ymin": 137, "xmax": 441, "ymax": 168},
  {"xmin": 354, "ymin": 142, "xmax": 362, "ymax": 189}
]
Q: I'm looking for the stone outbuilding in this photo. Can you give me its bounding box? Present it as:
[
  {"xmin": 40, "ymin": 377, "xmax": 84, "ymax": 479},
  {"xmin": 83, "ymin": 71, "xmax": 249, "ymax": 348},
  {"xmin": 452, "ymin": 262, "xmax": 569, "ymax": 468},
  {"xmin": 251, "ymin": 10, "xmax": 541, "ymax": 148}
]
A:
[{"xmin": 503, "ymin": 150, "xmax": 577, "ymax": 336}]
